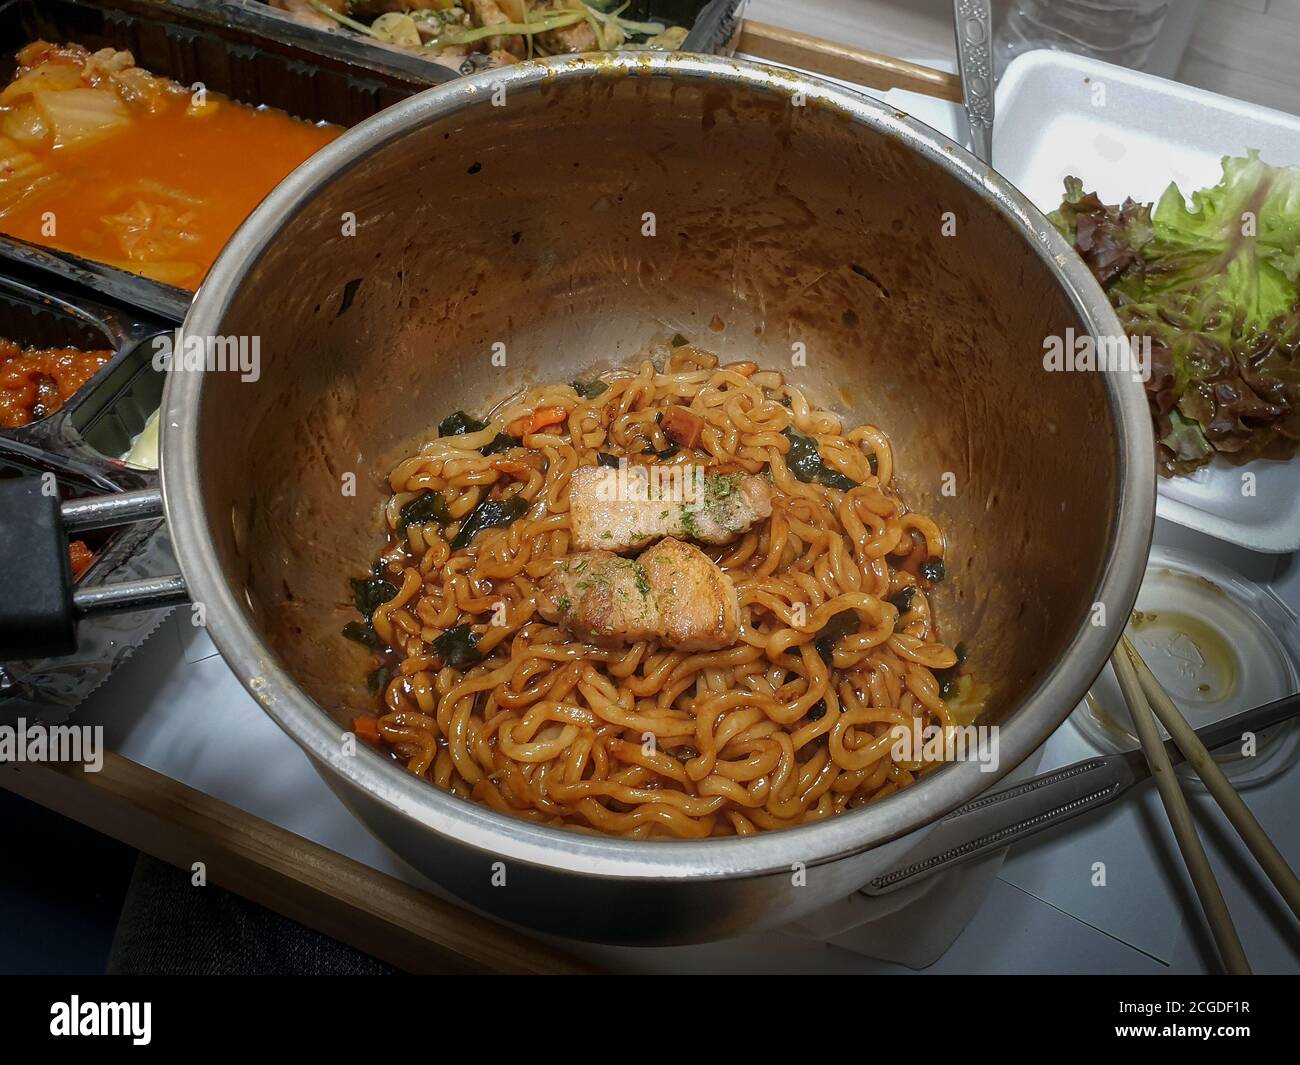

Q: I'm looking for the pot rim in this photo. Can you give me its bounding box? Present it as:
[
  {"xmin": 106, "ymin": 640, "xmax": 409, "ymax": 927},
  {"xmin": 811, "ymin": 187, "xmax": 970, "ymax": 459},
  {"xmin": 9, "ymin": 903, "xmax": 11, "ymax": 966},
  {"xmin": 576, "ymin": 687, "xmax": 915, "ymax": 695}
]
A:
[{"xmin": 164, "ymin": 51, "xmax": 1154, "ymax": 881}]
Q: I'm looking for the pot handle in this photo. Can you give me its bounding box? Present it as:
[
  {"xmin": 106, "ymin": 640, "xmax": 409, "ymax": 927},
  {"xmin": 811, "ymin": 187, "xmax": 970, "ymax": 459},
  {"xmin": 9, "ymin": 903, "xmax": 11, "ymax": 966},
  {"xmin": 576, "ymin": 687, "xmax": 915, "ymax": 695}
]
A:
[{"xmin": 0, "ymin": 478, "xmax": 189, "ymax": 660}]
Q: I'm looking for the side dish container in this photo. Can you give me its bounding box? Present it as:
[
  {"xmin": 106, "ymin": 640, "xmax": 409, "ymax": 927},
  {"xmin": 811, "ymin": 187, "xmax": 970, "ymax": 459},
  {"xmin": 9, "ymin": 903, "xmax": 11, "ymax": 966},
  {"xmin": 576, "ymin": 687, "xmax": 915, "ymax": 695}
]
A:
[
  {"xmin": 0, "ymin": 270, "xmax": 172, "ymax": 721},
  {"xmin": 994, "ymin": 49, "xmax": 1300, "ymax": 553},
  {"xmin": 0, "ymin": 0, "xmax": 444, "ymax": 320},
  {"xmin": 238, "ymin": 0, "xmax": 747, "ymax": 74}
]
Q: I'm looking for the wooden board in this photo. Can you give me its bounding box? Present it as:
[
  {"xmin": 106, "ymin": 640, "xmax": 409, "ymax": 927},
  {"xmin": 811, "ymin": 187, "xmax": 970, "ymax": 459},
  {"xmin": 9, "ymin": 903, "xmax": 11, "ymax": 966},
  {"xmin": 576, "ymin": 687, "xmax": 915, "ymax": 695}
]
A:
[
  {"xmin": 0, "ymin": 751, "xmax": 597, "ymax": 975},
  {"xmin": 737, "ymin": 19, "xmax": 961, "ymax": 100}
]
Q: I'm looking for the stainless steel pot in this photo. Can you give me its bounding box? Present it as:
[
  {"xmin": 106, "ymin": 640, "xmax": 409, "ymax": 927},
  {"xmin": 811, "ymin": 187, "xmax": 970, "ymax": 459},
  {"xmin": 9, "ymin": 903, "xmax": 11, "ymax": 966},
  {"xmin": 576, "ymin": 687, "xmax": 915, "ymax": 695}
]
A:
[{"xmin": 90, "ymin": 53, "xmax": 1157, "ymax": 943}]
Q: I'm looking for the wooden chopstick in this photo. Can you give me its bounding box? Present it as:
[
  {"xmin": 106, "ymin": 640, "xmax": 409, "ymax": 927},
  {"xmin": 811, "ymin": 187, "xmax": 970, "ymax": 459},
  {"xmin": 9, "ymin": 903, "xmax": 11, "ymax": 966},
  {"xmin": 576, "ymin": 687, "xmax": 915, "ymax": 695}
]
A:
[
  {"xmin": 736, "ymin": 20, "xmax": 963, "ymax": 102},
  {"xmin": 1122, "ymin": 635, "xmax": 1300, "ymax": 924},
  {"xmin": 1110, "ymin": 646, "xmax": 1252, "ymax": 974}
]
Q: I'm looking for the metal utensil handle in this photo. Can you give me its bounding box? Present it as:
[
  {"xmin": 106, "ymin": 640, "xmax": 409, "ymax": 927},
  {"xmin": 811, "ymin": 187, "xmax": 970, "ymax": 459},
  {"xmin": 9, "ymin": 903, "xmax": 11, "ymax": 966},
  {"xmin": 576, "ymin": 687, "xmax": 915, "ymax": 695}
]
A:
[
  {"xmin": 61, "ymin": 487, "xmax": 167, "ymax": 533},
  {"xmin": 863, "ymin": 753, "xmax": 1136, "ymax": 895},
  {"xmin": 74, "ymin": 575, "xmax": 190, "ymax": 617},
  {"xmin": 64, "ymin": 487, "xmax": 189, "ymax": 619},
  {"xmin": 952, "ymin": 0, "xmax": 995, "ymax": 164},
  {"xmin": 0, "ymin": 479, "xmax": 188, "ymax": 660},
  {"xmin": 865, "ymin": 688, "xmax": 1300, "ymax": 895}
]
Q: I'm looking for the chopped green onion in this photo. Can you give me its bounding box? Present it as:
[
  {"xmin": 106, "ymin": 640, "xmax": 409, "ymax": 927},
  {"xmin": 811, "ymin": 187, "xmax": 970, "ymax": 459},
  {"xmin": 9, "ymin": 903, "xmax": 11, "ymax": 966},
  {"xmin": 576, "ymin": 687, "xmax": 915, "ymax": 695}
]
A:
[
  {"xmin": 305, "ymin": 0, "xmax": 379, "ymax": 37},
  {"xmin": 432, "ymin": 10, "xmax": 587, "ymax": 47}
]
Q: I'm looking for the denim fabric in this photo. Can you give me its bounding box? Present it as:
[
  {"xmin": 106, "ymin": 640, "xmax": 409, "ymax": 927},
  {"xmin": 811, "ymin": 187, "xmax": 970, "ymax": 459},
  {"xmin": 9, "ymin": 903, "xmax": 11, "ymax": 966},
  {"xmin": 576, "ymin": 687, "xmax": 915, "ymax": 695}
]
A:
[{"xmin": 108, "ymin": 855, "xmax": 396, "ymax": 975}]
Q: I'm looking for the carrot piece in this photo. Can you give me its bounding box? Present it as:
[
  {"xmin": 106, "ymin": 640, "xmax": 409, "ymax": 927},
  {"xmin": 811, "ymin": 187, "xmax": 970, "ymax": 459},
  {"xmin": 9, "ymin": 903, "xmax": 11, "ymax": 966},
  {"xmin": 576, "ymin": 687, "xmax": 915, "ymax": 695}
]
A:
[
  {"xmin": 661, "ymin": 404, "xmax": 705, "ymax": 449},
  {"xmin": 492, "ymin": 458, "xmax": 531, "ymax": 479},
  {"xmin": 353, "ymin": 715, "xmax": 381, "ymax": 742},
  {"xmin": 527, "ymin": 406, "xmax": 567, "ymax": 433},
  {"xmin": 507, "ymin": 406, "xmax": 568, "ymax": 437}
]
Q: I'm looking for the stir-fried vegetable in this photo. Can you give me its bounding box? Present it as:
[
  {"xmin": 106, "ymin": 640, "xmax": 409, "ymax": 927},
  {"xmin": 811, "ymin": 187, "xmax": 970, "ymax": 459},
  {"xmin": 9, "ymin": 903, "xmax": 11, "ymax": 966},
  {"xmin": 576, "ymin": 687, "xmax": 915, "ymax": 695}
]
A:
[
  {"xmin": 344, "ymin": 575, "xmax": 400, "ymax": 650},
  {"xmin": 351, "ymin": 575, "xmax": 399, "ymax": 618},
  {"xmin": 352, "ymin": 714, "xmax": 382, "ymax": 741},
  {"xmin": 433, "ymin": 623, "xmax": 482, "ymax": 667},
  {"xmin": 919, "ymin": 558, "xmax": 945, "ymax": 584},
  {"xmin": 438, "ymin": 409, "xmax": 487, "ymax": 437},
  {"xmin": 296, "ymin": 0, "xmax": 685, "ymax": 63},
  {"xmin": 398, "ymin": 489, "xmax": 450, "ymax": 530},
  {"xmin": 935, "ymin": 642, "xmax": 968, "ymax": 699},
  {"xmin": 888, "ymin": 585, "xmax": 916, "ymax": 615},
  {"xmin": 813, "ymin": 609, "xmax": 858, "ymax": 665},
  {"xmin": 782, "ymin": 427, "xmax": 859, "ymax": 491},
  {"xmin": 661, "ymin": 405, "xmax": 705, "ymax": 449},
  {"xmin": 450, "ymin": 493, "xmax": 529, "ymax": 550},
  {"xmin": 506, "ymin": 405, "xmax": 567, "ymax": 436},
  {"xmin": 480, "ymin": 432, "xmax": 521, "ymax": 455},
  {"xmin": 572, "ymin": 378, "xmax": 608, "ymax": 399}
]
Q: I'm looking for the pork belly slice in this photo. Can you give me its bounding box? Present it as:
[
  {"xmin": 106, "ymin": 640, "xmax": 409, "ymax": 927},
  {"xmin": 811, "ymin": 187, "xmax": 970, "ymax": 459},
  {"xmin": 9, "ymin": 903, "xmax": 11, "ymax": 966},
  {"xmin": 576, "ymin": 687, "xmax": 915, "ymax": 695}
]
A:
[
  {"xmin": 638, "ymin": 536, "xmax": 740, "ymax": 652},
  {"xmin": 537, "ymin": 551, "xmax": 660, "ymax": 647},
  {"xmin": 538, "ymin": 538, "xmax": 740, "ymax": 652},
  {"xmin": 567, "ymin": 464, "xmax": 773, "ymax": 554}
]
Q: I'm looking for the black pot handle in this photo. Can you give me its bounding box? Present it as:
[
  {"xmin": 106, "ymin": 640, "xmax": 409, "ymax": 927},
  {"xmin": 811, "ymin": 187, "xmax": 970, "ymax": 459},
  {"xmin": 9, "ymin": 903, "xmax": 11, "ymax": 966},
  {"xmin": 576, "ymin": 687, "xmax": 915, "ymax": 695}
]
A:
[{"xmin": 0, "ymin": 478, "xmax": 189, "ymax": 660}]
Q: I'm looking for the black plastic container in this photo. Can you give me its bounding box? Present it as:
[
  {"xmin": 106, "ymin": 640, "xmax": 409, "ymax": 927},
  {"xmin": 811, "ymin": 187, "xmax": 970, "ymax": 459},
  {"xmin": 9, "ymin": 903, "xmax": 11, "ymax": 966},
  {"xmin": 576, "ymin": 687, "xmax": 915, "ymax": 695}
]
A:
[
  {"xmin": 0, "ymin": 0, "xmax": 449, "ymax": 321},
  {"xmin": 0, "ymin": 268, "xmax": 170, "ymax": 462},
  {"xmin": 0, "ymin": 270, "xmax": 175, "ymax": 719}
]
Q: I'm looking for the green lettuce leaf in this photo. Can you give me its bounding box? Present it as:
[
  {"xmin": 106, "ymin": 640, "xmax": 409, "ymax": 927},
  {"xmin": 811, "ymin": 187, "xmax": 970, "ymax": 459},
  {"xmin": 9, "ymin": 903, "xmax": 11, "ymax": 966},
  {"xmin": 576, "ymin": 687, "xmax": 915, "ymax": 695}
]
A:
[
  {"xmin": 1143, "ymin": 150, "xmax": 1300, "ymax": 335},
  {"xmin": 1052, "ymin": 151, "xmax": 1300, "ymax": 475}
]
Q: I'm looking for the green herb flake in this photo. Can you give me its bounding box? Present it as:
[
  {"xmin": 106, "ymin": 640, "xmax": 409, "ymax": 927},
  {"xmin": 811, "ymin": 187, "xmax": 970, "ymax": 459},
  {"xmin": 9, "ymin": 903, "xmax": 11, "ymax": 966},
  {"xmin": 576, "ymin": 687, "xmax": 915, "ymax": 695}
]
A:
[
  {"xmin": 342, "ymin": 620, "xmax": 382, "ymax": 648},
  {"xmin": 398, "ymin": 490, "xmax": 450, "ymax": 530},
  {"xmin": 450, "ymin": 494, "xmax": 529, "ymax": 551},
  {"xmin": 480, "ymin": 433, "xmax": 520, "ymax": 456},
  {"xmin": 433, "ymin": 624, "xmax": 481, "ymax": 668},
  {"xmin": 705, "ymin": 472, "xmax": 740, "ymax": 500},
  {"xmin": 351, "ymin": 577, "xmax": 399, "ymax": 620},
  {"xmin": 782, "ymin": 426, "xmax": 859, "ymax": 491},
  {"xmin": 572, "ymin": 378, "xmax": 609, "ymax": 399},
  {"xmin": 438, "ymin": 410, "xmax": 487, "ymax": 437},
  {"xmin": 633, "ymin": 564, "xmax": 650, "ymax": 597}
]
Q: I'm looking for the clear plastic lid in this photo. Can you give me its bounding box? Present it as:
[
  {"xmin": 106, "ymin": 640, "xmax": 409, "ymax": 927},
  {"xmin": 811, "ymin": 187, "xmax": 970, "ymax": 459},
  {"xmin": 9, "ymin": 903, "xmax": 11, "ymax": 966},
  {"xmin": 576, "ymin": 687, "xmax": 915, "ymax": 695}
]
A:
[{"xmin": 1070, "ymin": 545, "xmax": 1300, "ymax": 788}]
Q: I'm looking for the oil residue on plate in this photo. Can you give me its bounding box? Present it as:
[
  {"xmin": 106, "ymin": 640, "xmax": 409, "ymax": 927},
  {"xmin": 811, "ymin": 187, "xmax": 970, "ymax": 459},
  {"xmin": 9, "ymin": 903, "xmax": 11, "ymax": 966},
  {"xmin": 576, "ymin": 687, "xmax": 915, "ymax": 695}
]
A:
[
  {"xmin": 1072, "ymin": 563, "xmax": 1298, "ymax": 785},
  {"xmin": 1129, "ymin": 607, "xmax": 1238, "ymax": 706}
]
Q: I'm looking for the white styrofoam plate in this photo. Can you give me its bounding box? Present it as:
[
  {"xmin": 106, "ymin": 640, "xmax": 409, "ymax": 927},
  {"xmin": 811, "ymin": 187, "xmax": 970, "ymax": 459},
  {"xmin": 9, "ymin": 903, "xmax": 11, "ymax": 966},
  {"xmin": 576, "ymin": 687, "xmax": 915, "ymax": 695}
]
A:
[{"xmin": 994, "ymin": 50, "xmax": 1300, "ymax": 553}]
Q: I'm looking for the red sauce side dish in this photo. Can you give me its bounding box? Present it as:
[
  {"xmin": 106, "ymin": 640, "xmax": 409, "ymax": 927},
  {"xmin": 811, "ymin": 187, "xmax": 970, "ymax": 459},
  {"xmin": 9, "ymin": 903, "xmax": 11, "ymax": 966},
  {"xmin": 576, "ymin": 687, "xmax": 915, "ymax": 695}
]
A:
[
  {"xmin": 67, "ymin": 538, "xmax": 94, "ymax": 580},
  {"xmin": 0, "ymin": 41, "xmax": 343, "ymax": 291},
  {"xmin": 0, "ymin": 336, "xmax": 110, "ymax": 428}
]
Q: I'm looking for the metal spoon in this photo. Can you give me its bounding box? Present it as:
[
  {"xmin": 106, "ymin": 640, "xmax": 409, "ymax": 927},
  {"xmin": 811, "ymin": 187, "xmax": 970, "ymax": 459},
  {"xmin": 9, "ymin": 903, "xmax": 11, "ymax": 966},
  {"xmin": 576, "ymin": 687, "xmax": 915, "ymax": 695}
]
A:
[
  {"xmin": 862, "ymin": 688, "xmax": 1300, "ymax": 895},
  {"xmin": 952, "ymin": 0, "xmax": 995, "ymax": 164}
]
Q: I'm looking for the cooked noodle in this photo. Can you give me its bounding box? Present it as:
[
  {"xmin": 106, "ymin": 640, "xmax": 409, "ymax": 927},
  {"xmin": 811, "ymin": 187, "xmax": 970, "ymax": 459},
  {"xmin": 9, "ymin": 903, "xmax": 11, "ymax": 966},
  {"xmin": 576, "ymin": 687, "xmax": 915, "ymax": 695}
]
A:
[{"xmin": 351, "ymin": 339, "xmax": 970, "ymax": 838}]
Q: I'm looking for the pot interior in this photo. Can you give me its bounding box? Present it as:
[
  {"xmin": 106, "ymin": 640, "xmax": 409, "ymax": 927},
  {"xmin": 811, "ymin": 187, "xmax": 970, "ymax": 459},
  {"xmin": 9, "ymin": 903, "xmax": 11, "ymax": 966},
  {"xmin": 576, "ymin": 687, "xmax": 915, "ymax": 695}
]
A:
[{"xmin": 187, "ymin": 63, "xmax": 1118, "ymax": 753}]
